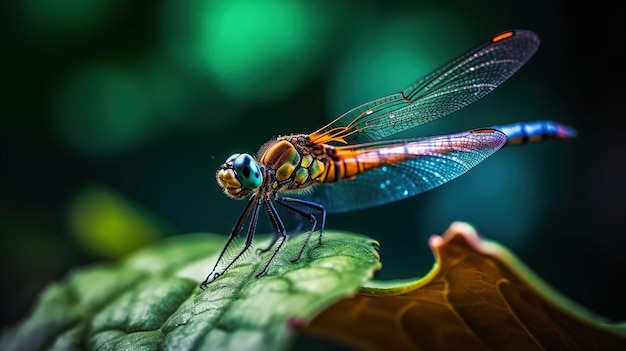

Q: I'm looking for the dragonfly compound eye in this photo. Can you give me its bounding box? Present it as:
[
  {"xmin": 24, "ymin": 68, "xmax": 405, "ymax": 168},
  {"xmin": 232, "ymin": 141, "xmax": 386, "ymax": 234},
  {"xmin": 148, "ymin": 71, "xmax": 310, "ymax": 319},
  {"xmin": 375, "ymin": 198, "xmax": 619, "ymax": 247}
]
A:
[{"xmin": 234, "ymin": 154, "xmax": 262, "ymax": 190}]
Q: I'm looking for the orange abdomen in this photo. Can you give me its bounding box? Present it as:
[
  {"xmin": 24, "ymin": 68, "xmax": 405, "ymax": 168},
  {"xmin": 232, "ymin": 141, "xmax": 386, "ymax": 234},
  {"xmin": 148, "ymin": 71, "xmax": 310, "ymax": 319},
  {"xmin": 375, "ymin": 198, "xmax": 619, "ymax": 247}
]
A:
[{"xmin": 319, "ymin": 145, "xmax": 415, "ymax": 183}]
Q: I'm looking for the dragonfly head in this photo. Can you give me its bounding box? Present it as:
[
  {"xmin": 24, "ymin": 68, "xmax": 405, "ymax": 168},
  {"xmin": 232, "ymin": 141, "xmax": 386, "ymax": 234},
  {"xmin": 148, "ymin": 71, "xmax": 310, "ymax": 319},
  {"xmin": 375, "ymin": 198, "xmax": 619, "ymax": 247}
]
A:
[{"xmin": 216, "ymin": 153, "xmax": 263, "ymax": 199}]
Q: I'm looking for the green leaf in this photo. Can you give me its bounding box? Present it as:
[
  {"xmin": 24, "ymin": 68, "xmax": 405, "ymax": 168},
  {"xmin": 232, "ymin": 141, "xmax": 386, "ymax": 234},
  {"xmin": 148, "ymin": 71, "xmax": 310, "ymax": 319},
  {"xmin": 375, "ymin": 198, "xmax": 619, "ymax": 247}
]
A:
[
  {"xmin": 0, "ymin": 231, "xmax": 381, "ymax": 351},
  {"xmin": 301, "ymin": 222, "xmax": 626, "ymax": 350}
]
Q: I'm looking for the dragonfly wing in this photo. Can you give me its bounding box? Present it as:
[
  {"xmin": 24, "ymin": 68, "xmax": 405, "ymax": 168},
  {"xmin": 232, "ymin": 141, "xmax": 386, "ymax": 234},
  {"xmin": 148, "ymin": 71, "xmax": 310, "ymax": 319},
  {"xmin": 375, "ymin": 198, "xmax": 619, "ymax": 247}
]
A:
[
  {"xmin": 297, "ymin": 129, "xmax": 507, "ymax": 213},
  {"xmin": 309, "ymin": 30, "xmax": 539, "ymax": 145}
]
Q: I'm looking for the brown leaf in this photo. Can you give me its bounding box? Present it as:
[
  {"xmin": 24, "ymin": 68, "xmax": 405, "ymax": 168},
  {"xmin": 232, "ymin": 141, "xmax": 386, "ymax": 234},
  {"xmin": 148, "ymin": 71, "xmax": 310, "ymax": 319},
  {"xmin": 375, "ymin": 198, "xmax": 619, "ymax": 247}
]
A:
[{"xmin": 302, "ymin": 222, "xmax": 626, "ymax": 350}]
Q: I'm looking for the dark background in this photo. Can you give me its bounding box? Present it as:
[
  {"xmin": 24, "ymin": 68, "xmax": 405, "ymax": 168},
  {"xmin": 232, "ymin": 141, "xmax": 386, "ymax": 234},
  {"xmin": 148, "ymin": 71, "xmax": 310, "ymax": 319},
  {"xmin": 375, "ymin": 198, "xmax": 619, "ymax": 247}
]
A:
[{"xmin": 2, "ymin": 0, "xmax": 624, "ymax": 331}]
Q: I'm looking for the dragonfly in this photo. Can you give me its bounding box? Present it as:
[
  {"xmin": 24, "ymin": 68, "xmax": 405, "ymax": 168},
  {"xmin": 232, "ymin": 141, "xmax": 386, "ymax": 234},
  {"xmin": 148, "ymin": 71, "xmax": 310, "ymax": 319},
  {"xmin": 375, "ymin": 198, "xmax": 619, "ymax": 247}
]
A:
[{"xmin": 200, "ymin": 29, "xmax": 575, "ymax": 289}]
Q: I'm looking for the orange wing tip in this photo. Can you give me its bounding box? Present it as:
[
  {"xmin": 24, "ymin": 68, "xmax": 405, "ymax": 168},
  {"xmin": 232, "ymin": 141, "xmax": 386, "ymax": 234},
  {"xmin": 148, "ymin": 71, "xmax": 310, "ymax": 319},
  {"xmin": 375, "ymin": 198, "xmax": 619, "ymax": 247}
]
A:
[{"xmin": 491, "ymin": 31, "xmax": 515, "ymax": 43}]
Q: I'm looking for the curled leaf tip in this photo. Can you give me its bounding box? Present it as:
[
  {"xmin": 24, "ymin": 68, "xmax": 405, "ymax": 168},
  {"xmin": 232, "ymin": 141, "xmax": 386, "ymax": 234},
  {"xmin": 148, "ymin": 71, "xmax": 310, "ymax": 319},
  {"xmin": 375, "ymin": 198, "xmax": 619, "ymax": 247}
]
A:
[{"xmin": 429, "ymin": 221, "xmax": 479, "ymax": 248}]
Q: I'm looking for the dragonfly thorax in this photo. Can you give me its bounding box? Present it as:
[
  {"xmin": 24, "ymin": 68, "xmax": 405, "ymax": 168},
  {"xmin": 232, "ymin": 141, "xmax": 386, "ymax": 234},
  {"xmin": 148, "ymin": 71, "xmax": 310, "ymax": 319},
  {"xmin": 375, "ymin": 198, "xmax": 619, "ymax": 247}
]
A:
[
  {"xmin": 258, "ymin": 136, "xmax": 327, "ymax": 191},
  {"xmin": 216, "ymin": 153, "xmax": 263, "ymax": 199}
]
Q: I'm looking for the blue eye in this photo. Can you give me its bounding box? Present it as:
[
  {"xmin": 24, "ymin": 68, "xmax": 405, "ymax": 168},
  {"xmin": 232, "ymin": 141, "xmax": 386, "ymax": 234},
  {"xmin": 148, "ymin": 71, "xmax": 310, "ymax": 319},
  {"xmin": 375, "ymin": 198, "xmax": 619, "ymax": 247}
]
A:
[{"xmin": 234, "ymin": 154, "xmax": 262, "ymax": 189}]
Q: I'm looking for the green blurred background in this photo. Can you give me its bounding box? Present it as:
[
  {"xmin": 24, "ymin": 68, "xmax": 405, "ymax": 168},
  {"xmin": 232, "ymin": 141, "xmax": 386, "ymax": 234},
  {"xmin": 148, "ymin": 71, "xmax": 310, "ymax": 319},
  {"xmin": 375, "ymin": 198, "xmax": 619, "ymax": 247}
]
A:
[{"xmin": 2, "ymin": 0, "xmax": 624, "ymax": 330}]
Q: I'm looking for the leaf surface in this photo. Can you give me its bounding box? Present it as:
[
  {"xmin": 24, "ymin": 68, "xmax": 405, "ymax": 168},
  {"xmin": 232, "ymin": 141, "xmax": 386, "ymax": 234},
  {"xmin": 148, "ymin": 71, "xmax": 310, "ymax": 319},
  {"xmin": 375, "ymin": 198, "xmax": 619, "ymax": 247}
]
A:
[
  {"xmin": 302, "ymin": 222, "xmax": 626, "ymax": 350},
  {"xmin": 0, "ymin": 232, "xmax": 381, "ymax": 351}
]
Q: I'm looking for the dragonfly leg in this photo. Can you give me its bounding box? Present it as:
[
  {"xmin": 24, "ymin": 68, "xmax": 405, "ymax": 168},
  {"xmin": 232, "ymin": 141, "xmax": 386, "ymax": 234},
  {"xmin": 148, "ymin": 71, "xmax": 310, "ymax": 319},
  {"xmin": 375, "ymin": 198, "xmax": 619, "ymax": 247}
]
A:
[
  {"xmin": 256, "ymin": 198, "xmax": 287, "ymax": 278},
  {"xmin": 276, "ymin": 197, "xmax": 326, "ymax": 262},
  {"xmin": 200, "ymin": 196, "xmax": 261, "ymax": 289},
  {"xmin": 256, "ymin": 198, "xmax": 286, "ymax": 255}
]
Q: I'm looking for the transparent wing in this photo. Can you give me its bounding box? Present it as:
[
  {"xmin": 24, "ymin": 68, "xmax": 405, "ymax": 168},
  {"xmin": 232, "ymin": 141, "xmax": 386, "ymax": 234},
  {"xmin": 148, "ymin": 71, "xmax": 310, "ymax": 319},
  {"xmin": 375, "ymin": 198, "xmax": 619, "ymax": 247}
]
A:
[
  {"xmin": 309, "ymin": 30, "xmax": 539, "ymax": 145},
  {"xmin": 296, "ymin": 129, "xmax": 507, "ymax": 213}
]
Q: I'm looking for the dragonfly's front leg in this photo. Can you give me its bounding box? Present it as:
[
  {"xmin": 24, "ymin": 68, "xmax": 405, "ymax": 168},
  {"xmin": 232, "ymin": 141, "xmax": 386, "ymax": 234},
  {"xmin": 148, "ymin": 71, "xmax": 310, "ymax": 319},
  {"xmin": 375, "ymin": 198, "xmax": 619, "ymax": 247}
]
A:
[
  {"xmin": 276, "ymin": 197, "xmax": 326, "ymax": 262},
  {"xmin": 200, "ymin": 196, "xmax": 262, "ymax": 289}
]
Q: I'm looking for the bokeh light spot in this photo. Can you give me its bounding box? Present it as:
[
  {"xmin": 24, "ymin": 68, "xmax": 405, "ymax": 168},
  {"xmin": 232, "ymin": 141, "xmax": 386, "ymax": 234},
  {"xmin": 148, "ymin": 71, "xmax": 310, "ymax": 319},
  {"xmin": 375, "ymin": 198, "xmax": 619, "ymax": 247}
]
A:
[
  {"xmin": 161, "ymin": 0, "xmax": 334, "ymax": 101},
  {"xmin": 52, "ymin": 63, "xmax": 151, "ymax": 157},
  {"xmin": 67, "ymin": 185, "xmax": 167, "ymax": 259}
]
